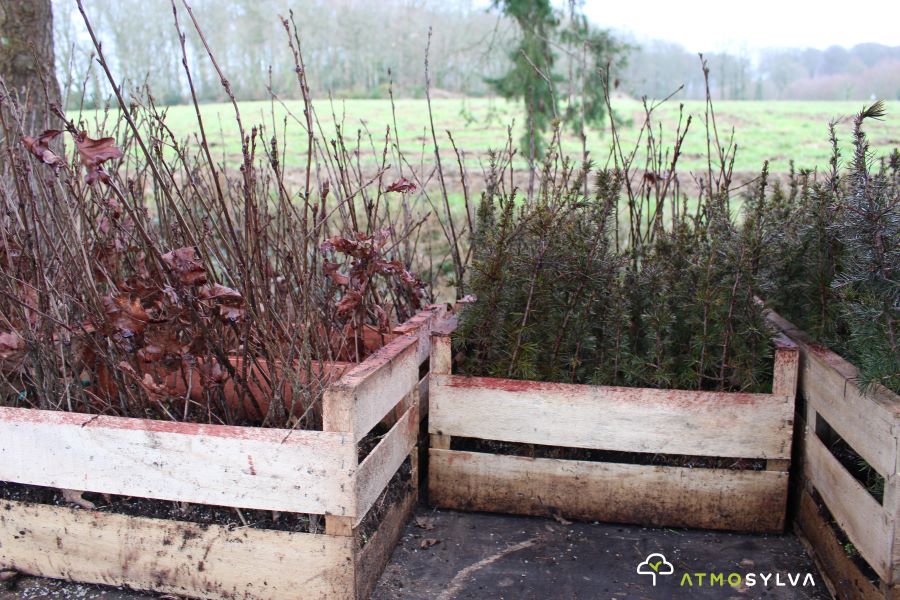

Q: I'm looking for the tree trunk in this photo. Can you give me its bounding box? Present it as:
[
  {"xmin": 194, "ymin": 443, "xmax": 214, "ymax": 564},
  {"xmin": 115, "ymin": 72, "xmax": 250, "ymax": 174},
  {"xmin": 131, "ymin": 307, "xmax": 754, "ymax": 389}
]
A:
[{"xmin": 0, "ymin": 0, "xmax": 60, "ymax": 130}]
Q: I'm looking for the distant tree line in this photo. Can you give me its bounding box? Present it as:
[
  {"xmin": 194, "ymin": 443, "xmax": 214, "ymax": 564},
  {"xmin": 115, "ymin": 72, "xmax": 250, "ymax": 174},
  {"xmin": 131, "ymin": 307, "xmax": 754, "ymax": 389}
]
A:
[
  {"xmin": 621, "ymin": 39, "xmax": 900, "ymax": 101},
  {"xmin": 54, "ymin": 0, "xmax": 516, "ymax": 107},
  {"xmin": 53, "ymin": 0, "xmax": 899, "ymax": 107}
]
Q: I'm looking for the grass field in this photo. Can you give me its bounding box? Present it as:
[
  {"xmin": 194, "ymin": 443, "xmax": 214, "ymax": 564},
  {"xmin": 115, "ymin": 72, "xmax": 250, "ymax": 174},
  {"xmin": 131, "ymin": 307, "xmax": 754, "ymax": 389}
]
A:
[{"xmin": 76, "ymin": 97, "xmax": 900, "ymax": 177}]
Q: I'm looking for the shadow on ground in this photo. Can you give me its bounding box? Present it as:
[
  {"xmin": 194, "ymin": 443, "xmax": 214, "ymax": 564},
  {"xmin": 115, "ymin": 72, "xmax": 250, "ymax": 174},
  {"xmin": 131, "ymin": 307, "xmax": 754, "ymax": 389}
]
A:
[{"xmin": 372, "ymin": 507, "xmax": 829, "ymax": 600}]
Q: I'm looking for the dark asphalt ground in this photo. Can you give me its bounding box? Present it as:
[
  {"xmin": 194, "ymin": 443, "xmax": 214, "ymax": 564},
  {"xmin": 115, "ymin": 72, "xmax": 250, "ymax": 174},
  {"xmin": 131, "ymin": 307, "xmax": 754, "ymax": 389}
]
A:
[{"xmin": 2, "ymin": 505, "xmax": 829, "ymax": 600}]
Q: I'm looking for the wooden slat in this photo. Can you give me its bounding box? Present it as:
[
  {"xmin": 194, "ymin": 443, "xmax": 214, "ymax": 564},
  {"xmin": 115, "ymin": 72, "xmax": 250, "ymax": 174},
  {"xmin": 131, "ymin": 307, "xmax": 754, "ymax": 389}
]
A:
[
  {"xmin": 392, "ymin": 304, "xmax": 447, "ymax": 366},
  {"xmin": 0, "ymin": 406, "xmax": 356, "ymax": 516},
  {"xmin": 429, "ymin": 316, "xmax": 456, "ymax": 376},
  {"xmin": 430, "ymin": 374, "xmax": 793, "ymax": 459},
  {"xmin": 888, "ymin": 471, "xmax": 900, "ymax": 584},
  {"xmin": 801, "ymin": 354, "xmax": 898, "ymax": 478},
  {"xmin": 0, "ymin": 500, "xmax": 355, "ymax": 600},
  {"xmin": 768, "ymin": 310, "xmax": 900, "ymax": 477},
  {"xmin": 428, "ymin": 449, "xmax": 788, "ymax": 533},
  {"xmin": 354, "ymin": 400, "xmax": 419, "ymax": 527},
  {"xmin": 773, "ymin": 334, "xmax": 799, "ymax": 398},
  {"xmin": 323, "ymin": 334, "xmax": 420, "ymax": 442},
  {"xmin": 795, "ymin": 488, "xmax": 886, "ymax": 600},
  {"xmin": 805, "ymin": 432, "xmax": 893, "ymax": 580},
  {"xmin": 354, "ymin": 472, "xmax": 418, "ymax": 600}
]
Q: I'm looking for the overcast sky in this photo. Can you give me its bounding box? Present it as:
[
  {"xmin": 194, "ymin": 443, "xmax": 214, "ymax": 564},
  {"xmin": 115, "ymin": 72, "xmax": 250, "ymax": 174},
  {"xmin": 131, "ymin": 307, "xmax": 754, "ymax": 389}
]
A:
[{"xmin": 580, "ymin": 0, "xmax": 900, "ymax": 53}]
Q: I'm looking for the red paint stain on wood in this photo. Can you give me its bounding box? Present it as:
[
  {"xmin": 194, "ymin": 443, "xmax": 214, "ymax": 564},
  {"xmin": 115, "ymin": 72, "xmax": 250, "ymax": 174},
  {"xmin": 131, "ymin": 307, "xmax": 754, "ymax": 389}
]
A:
[
  {"xmin": 444, "ymin": 375, "xmax": 775, "ymax": 407},
  {"xmin": 0, "ymin": 406, "xmax": 346, "ymax": 445}
]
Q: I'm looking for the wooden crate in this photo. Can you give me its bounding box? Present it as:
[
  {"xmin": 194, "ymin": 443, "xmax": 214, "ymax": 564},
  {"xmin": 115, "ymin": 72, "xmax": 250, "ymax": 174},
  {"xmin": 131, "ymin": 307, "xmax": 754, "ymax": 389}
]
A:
[
  {"xmin": 428, "ymin": 314, "xmax": 798, "ymax": 533},
  {"xmin": 0, "ymin": 306, "xmax": 445, "ymax": 600},
  {"xmin": 768, "ymin": 311, "xmax": 900, "ymax": 600}
]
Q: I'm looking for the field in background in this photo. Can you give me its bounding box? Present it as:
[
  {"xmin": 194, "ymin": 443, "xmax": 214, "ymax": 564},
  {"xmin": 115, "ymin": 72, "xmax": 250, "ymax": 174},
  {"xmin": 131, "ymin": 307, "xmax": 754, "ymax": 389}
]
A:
[{"xmin": 76, "ymin": 98, "xmax": 900, "ymax": 177}]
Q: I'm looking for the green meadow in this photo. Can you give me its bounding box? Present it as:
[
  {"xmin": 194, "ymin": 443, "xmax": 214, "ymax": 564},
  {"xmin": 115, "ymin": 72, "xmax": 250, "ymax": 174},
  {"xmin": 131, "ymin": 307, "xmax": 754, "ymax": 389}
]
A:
[{"xmin": 75, "ymin": 97, "xmax": 900, "ymax": 177}]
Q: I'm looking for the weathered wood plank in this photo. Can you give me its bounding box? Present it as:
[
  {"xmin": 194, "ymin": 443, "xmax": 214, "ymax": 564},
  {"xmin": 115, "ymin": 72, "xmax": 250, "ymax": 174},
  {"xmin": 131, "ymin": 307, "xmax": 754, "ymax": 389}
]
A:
[
  {"xmin": 323, "ymin": 334, "xmax": 420, "ymax": 442},
  {"xmin": 354, "ymin": 400, "xmax": 418, "ymax": 527},
  {"xmin": 428, "ymin": 449, "xmax": 788, "ymax": 532},
  {"xmin": 773, "ymin": 334, "xmax": 799, "ymax": 399},
  {"xmin": 794, "ymin": 488, "xmax": 886, "ymax": 600},
  {"xmin": 767, "ymin": 310, "xmax": 900, "ymax": 477},
  {"xmin": 0, "ymin": 407, "xmax": 356, "ymax": 516},
  {"xmin": 430, "ymin": 374, "xmax": 793, "ymax": 459},
  {"xmin": 393, "ymin": 304, "xmax": 447, "ymax": 366},
  {"xmin": 804, "ymin": 432, "xmax": 893, "ymax": 581},
  {"xmin": 354, "ymin": 473, "xmax": 417, "ymax": 600},
  {"xmin": 0, "ymin": 500, "xmax": 355, "ymax": 600},
  {"xmin": 801, "ymin": 355, "xmax": 897, "ymax": 478},
  {"xmin": 888, "ymin": 469, "xmax": 900, "ymax": 585},
  {"xmin": 430, "ymin": 434, "xmax": 451, "ymax": 450},
  {"xmin": 429, "ymin": 316, "xmax": 456, "ymax": 376}
]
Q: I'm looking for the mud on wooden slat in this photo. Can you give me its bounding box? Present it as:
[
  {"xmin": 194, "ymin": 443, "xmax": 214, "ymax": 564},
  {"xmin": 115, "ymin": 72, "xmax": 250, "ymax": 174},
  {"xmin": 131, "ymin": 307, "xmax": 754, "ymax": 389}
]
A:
[
  {"xmin": 804, "ymin": 432, "xmax": 893, "ymax": 581},
  {"xmin": 323, "ymin": 334, "xmax": 420, "ymax": 442},
  {"xmin": 354, "ymin": 400, "xmax": 419, "ymax": 528},
  {"xmin": 0, "ymin": 500, "xmax": 355, "ymax": 600},
  {"xmin": 428, "ymin": 449, "xmax": 788, "ymax": 533},
  {"xmin": 429, "ymin": 374, "xmax": 793, "ymax": 460},
  {"xmin": 354, "ymin": 470, "xmax": 418, "ymax": 599},
  {"xmin": 794, "ymin": 487, "xmax": 893, "ymax": 600},
  {"xmin": 0, "ymin": 406, "xmax": 356, "ymax": 516}
]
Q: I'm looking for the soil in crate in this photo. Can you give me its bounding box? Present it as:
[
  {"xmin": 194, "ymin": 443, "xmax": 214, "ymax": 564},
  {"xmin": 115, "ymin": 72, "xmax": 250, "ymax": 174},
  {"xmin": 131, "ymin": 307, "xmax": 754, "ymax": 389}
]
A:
[{"xmin": 0, "ymin": 457, "xmax": 412, "ymax": 542}]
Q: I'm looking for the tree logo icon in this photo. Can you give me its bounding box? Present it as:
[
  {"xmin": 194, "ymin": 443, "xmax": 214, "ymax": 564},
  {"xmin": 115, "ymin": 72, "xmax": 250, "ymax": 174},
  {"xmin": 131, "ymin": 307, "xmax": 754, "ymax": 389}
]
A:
[{"xmin": 637, "ymin": 552, "xmax": 675, "ymax": 586}]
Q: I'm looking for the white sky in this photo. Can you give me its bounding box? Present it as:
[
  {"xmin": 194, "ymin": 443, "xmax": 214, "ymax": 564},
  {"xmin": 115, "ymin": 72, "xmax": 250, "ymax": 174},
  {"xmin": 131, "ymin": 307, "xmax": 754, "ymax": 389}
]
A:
[{"xmin": 580, "ymin": 0, "xmax": 900, "ymax": 52}]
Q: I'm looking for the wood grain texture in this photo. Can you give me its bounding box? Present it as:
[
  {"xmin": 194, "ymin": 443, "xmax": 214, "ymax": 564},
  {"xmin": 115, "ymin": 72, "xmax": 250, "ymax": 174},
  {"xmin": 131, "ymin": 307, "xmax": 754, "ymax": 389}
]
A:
[
  {"xmin": 323, "ymin": 334, "xmax": 420, "ymax": 442},
  {"xmin": 430, "ymin": 374, "xmax": 793, "ymax": 459},
  {"xmin": 794, "ymin": 488, "xmax": 888, "ymax": 600},
  {"xmin": 767, "ymin": 310, "xmax": 900, "ymax": 477},
  {"xmin": 354, "ymin": 400, "xmax": 418, "ymax": 527},
  {"xmin": 429, "ymin": 316, "xmax": 455, "ymax": 376},
  {"xmin": 804, "ymin": 432, "xmax": 893, "ymax": 581},
  {"xmin": 392, "ymin": 304, "xmax": 447, "ymax": 366},
  {"xmin": 0, "ymin": 406, "xmax": 356, "ymax": 516},
  {"xmin": 428, "ymin": 449, "xmax": 788, "ymax": 533},
  {"xmin": 354, "ymin": 473, "xmax": 417, "ymax": 600},
  {"xmin": 773, "ymin": 334, "xmax": 800, "ymax": 398},
  {"xmin": 0, "ymin": 500, "xmax": 355, "ymax": 600}
]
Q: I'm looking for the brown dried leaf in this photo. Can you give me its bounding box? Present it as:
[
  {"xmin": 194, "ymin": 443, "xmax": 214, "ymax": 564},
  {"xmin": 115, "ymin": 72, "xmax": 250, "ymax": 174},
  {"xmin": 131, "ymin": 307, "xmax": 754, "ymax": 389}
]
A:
[
  {"xmin": 419, "ymin": 538, "xmax": 440, "ymax": 549},
  {"xmin": 414, "ymin": 516, "xmax": 435, "ymax": 531},
  {"xmin": 323, "ymin": 260, "xmax": 350, "ymax": 286},
  {"xmin": 336, "ymin": 289, "xmax": 362, "ymax": 316},
  {"xmin": 21, "ymin": 129, "xmax": 63, "ymax": 166},
  {"xmin": 61, "ymin": 489, "xmax": 96, "ymax": 510},
  {"xmin": 76, "ymin": 132, "xmax": 123, "ymax": 185},
  {"xmin": 198, "ymin": 283, "xmax": 242, "ymax": 302},
  {"xmin": 138, "ymin": 330, "xmax": 186, "ymax": 363},
  {"xmin": 384, "ymin": 177, "xmax": 416, "ymax": 194},
  {"xmin": 103, "ymin": 294, "xmax": 149, "ymax": 338},
  {"xmin": 199, "ymin": 283, "xmax": 245, "ymax": 322},
  {"xmin": 140, "ymin": 373, "xmax": 170, "ymax": 397},
  {"xmin": 19, "ymin": 285, "xmax": 39, "ymax": 328},
  {"xmin": 162, "ymin": 247, "xmax": 207, "ymax": 286},
  {"xmin": 0, "ymin": 332, "xmax": 26, "ymax": 370}
]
